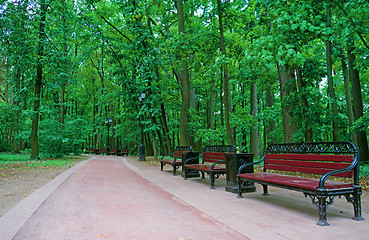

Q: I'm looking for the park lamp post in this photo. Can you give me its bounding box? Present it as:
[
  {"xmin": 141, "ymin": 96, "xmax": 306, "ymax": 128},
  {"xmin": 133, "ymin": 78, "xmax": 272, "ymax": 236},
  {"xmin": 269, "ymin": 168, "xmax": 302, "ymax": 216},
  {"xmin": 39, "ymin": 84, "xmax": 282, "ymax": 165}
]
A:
[
  {"xmin": 138, "ymin": 92, "xmax": 146, "ymax": 161},
  {"xmin": 105, "ymin": 117, "xmax": 112, "ymax": 155}
]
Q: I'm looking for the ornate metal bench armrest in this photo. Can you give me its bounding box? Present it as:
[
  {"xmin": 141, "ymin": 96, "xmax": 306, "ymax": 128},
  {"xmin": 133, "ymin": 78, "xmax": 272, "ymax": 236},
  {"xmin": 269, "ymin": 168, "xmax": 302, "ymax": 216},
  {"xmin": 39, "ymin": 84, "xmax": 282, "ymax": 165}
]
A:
[
  {"xmin": 161, "ymin": 152, "xmax": 175, "ymax": 161},
  {"xmin": 185, "ymin": 154, "xmax": 203, "ymax": 164},
  {"xmin": 318, "ymin": 160, "xmax": 358, "ymax": 189},
  {"xmin": 173, "ymin": 157, "xmax": 182, "ymax": 163},
  {"xmin": 238, "ymin": 156, "xmax": 265, "ymax": 174},
  {"xmin": 211, "ymin": 160, "xmax": 226, "ymax": 170}
]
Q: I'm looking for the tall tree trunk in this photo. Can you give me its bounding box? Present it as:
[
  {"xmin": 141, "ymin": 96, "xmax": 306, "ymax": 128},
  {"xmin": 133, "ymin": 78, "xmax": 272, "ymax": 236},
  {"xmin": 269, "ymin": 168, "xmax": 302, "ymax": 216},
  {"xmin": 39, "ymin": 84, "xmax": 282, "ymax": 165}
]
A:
[
  {"xmin": 347, "ymin": 43, "xmax": 369, "ymax": 164},
  {"xmin": 175, "ymin": 0, "xmax": 191, "ymax": 146},
  {"xmin": 250, "ymin": 81, "xmax": 259, "ymax": 157},
  {"xmin": 296, "ymin": 68, "xmax": 312, "ymax": 142},
  {"xmin": 341, "ymin": 57, "xmax": 356, "ymax": 145},
  {"xmin": 265, "ymin": 86, "xmax": 277, "ymax": 144},
  {"xmin": 217, "ymin": 0, "xmax": 233, "ymax": 145},
  {"xmin": 277, "ymin": 63, "xmax": 297, "ymax": 143},
  {"xmin": 161, "ymin": 103, "xmax": 172, "ymax": 154},
  {"xmin": 11, "ymin": 68, "xmax": 21, "ymax": 153},
  {"xmin": 209, "ymin": 75, "xmax": 215, "ymax": 146},
  {"xmin": 31, "ymin": 0, "xmax": 46, "ymax": 159},
  {"xmin": 326, "ymin": 5, "xmax": 339, "ymax": 141}
]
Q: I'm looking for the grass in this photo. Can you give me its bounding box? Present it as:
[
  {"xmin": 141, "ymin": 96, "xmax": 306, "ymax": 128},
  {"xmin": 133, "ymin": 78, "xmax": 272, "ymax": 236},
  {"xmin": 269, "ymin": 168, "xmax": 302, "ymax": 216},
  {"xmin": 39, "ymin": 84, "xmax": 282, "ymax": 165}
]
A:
[{"xmin": 0, "ymin": 152, "xmax": 87, "ymax": 169}]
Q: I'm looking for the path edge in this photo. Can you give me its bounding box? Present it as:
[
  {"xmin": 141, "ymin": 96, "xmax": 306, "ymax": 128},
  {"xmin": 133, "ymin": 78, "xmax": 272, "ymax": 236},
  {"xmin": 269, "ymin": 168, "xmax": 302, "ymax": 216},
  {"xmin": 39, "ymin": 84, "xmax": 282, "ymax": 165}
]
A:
[{"xmin": 0, "ymin": 159, "xmax": 88, "ymax": 239}]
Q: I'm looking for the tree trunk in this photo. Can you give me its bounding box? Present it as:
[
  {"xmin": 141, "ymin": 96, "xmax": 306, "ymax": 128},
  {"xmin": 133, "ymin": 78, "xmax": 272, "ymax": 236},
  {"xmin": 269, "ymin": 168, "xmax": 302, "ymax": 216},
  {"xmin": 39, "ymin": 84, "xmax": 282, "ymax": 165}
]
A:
[
  {"xmin": 265, "ymin": 87, "xmax": 277, "ymax": 144},
  {"xmin": 209, "ymin": 75, "xmax": 215, "ymax": 146},
  {"xmin": 217, "ymin": 0, "xmax": 233, "ymax": 145},
  {"xmin": 296, "ymin": 68, "xmax": 312, "ymax": 142},
  {"xmin": 277, "ymin": 63, "xmax": 297, "ymax": 143},
  {"xmin": 326, "ymin": 5, "xmax": 339, "ymax": 141},
  {"xmin": 160, "ymin": 103, "xmax": 172, "ymax": 154},
  {"xmin": 347, "ymin": 43, "xmax": 369, "ymax": 164},
  {"xmin": 31, "ymin": 0, "xmax": 46, "ymax": 159},
  {"xmin": 175, "ymin": 0, "xmax": 191, "ymax": 146},
  {"xmin": 341, "ymin": 57, "xmax": 356, "ymax": 145},
  {"xmin": 250, "ymin": 81, "xmax": 259, "ymax": 157}
]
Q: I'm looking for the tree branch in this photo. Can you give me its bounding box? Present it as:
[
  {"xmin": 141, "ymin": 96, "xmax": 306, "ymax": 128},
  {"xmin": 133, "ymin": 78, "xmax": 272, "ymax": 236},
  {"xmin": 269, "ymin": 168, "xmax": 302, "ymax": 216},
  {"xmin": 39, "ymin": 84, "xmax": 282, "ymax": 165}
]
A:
[
  {"xmin": 90, "ymin": 3, "xmax": 132, "ymax": 43},
  {"xmin": 328, "ymin": 0, "xmax": 369, "ymax": 50}
]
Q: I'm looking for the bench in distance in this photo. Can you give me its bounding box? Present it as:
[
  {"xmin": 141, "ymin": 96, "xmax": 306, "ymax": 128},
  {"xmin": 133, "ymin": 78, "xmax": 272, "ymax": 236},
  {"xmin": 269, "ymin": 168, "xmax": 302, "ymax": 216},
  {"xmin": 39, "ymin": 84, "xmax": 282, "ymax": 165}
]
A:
[
  {"xmin": 161, "ymin": 146, "xmax": 192, "ymax": 176},
  {"xmin": 184, "ymin": 145, "xmax": 236, "ymax": 189}
]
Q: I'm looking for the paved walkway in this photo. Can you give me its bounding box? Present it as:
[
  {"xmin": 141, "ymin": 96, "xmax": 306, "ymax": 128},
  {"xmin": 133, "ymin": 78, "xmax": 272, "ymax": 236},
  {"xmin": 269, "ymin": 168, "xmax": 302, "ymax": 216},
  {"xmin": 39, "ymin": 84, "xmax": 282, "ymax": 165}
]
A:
[{"xmin": 1, "ymin": 155, "xmax": 368, "ymax": 239}]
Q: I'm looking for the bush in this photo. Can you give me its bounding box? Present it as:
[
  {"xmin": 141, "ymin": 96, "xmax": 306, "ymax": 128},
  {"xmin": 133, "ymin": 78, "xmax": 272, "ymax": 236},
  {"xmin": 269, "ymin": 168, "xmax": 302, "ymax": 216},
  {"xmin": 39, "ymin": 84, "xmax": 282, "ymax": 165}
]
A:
[
  {"xmin": 360, "ymin": 164, "xmax": 369, "ymax": 178},
  {"xmin": 39, "ymin": 117, "xmax": 87, "ymax": 158}
]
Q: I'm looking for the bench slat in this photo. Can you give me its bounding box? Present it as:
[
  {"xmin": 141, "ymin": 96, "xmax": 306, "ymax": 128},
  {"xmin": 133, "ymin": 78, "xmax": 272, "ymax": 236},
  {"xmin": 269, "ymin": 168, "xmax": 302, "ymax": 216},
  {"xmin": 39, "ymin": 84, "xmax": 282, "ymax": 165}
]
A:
[
  {"xmin": 184, "ymin": 164, "xmax": 226, "ymax": 171},
  {"xmin": 239, "ymin": 172, "xmax": 353, "ymax": 190},
  {"xmin": 264, "ymin": 153, "xmax": 354, "ymax": 178},
  {"xmin": 174, "ymin": 150, "xmax": 189, "ymax": 159},
  {"xmin": 264, "ymin": 164, "xmax": 354, "ymax": 178},
  {"xmin": 202, "ymin": 152, "xmax": 229, "ymax": 163},
  {"xmin": 265, "ymin": 159, "xmax": 352, "ymax": 170},
  {"xmin": 266, "ymin": 154, "xmax": 353, "ymax": 163}
]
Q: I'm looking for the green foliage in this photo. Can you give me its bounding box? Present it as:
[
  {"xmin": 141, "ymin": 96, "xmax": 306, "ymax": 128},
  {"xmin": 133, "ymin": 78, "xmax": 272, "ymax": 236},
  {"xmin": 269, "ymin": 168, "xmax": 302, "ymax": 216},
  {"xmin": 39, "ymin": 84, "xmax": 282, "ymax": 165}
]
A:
[
  {"xmin": 39, "ymin": 116, "xmax": 87, "ymax": 158},
  {"xmin": 360, "ymin": 164, "xmax": 369, "ymax": 177},
  {"xmin": 1, "ymin": 0, "xmax": 369, "ymax": 158}
]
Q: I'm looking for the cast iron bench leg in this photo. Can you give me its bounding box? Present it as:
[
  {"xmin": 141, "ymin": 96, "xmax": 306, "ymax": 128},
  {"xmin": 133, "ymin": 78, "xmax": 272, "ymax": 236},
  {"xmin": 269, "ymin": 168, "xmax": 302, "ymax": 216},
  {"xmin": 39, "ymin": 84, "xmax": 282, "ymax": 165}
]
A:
[
  {"xmin": 237, "ymin": 178, "xmax": 244, "ymax": 198},
  {"xmin": 161, "ymin": 162, "xmax": 165, "ymax": 171},
  {"xmin": 352, "ymin": 188, "xmax": 365, "ymax": 221},
  {"xmin": 262, "ymin": 184, "xmax": 269, "ymax": 196},
  {"xmin": 173, "ymin": 164, "xmax": 177, "ymax": 176},
  {"xmin": 317, "ymin": 196, "xmax": 329, "ymax": 226},
  {"xmin": 184, "ymin": 167, "xmax": 188, "ymax": 180},
  {"xmin": 210, "ymin": 170, "xmax": 215, "ymax": 189}
]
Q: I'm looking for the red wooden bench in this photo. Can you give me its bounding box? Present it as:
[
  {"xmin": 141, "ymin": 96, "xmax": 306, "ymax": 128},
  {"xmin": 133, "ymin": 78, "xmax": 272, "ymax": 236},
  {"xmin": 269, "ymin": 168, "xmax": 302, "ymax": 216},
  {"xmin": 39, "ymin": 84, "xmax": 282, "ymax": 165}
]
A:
[
  {"xmin": 161, "ymin": 146, "xmax": 192, "ymax": 176},
  {"xmin": 98, "ymin": 149, "xmax": 107, "ymax": 155},
  {"xmin": 184, "ymin": 145, "xmax": 236, "ymax": 189},
  {"xmin": 237, "ymin": 141, "xmax": 364, "ymax": 226},
  {"xmin": 117, "ymin": 149, "xmax": 128, "ymax": 156},
  {"xmin": 87, "ymin": 149, "xmax": 95, "ymax": 154}
]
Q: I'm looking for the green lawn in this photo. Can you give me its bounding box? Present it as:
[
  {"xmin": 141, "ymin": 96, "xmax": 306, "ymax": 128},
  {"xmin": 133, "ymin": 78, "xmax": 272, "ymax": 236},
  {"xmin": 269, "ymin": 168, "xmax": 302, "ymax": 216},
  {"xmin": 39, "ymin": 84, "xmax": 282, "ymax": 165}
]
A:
[{"xmin": 0, "ymin": 152, "xmax": 86, "ymax": 169}]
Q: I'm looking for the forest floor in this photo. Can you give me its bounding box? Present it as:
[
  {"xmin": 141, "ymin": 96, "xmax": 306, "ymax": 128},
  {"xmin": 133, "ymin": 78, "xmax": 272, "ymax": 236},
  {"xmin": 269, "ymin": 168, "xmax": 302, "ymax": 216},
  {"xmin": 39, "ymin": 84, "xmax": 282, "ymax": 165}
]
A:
[{"xmin": 0, "ymin": 155, "xmax": 368, "ymax": 218}]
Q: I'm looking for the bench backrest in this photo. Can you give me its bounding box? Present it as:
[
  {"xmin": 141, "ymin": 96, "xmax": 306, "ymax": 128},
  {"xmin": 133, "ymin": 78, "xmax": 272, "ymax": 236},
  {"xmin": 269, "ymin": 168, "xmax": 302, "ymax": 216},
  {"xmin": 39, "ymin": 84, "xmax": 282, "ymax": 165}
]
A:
[
  {"xmin": 264, "ymin": 141, "xmax": 359, "ymax": 179},
  {"xmin": 202, "ymin": 145, "xmax": 236, "ymax": 164},
  {"xmin": 174, "ymin": 146, "xmax": 192, "ymax": 159},
  {"xmin": 264, "ymin": 153, "xmax": 354, "ymax": 178}
]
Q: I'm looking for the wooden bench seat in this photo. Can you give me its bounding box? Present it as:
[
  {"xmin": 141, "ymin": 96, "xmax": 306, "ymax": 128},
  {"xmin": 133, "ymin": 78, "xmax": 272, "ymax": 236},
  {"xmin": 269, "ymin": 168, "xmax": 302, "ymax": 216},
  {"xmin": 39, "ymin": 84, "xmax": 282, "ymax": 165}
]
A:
[
  {"xmin": 184, "ymin": 145, "xmax": 236, "ymax": 189},
  {"xmin": 238, "ymin": 172, "xmax": 353, "ymax": 190},
  {"xmin": 160, "ymin": 146, "xmax": 192, "ymax": 176},
  {"xmin": 237, "ymin": 141, "xmax": 364, "ymax": 226}
]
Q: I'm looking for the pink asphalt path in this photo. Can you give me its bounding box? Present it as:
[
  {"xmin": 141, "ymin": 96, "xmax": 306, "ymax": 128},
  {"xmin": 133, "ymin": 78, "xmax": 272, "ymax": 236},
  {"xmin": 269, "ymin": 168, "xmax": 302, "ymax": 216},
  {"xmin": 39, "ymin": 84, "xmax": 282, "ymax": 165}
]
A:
[
  {"xmin": 2, "ymin": 155, "xmax": 369, "ymax": 240},
  {"xmin": 10, "ymin": 158, "xmax": 246, "ymax": 240}
]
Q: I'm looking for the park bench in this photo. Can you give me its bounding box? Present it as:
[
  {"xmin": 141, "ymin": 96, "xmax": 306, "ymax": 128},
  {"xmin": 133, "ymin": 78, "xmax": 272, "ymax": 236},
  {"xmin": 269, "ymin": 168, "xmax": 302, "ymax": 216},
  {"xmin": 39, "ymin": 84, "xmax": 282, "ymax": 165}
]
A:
[
  {"xmin": 237, "ymin": 141, "xmax": 364, "ymax": 226},
  {"xmin": 161, "ymin": 146, "xmax": 192, "ymax": 176},
  {"xmin": 98, "ymin": 149, "xmax": 107, "ymax": 155},
  {"xmin": 117, "ymin": 149, "xmax": 128, "ymax": 156},
  {"xmin": 184, "ymin": 145, "xmax": 236, "ymax": 189},
  {"xmin": 86, "ymin": 149, "xmax": 95, "ymax": 154}
]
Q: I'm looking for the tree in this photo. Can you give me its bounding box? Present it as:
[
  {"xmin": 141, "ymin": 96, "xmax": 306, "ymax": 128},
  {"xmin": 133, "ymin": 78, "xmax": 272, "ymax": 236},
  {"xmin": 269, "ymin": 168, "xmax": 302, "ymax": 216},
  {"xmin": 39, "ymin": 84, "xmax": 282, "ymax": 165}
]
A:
[
  {"xmin": 175, "ymin": 0, "xmax": 191, "ymax": 146},
  {"xmin": 216, "ymin": 0, "xmax": 233, "ymax": 145},
  {"xmin": 30, "ymin": 0, "xmax": 47, "ymax": 159}
]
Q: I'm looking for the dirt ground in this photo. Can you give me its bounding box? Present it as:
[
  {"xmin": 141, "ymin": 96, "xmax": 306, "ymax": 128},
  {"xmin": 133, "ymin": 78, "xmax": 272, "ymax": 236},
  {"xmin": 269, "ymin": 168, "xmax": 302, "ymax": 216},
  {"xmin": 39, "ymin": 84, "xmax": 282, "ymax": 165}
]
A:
[{"xmin": 0, "ymin": 166, "xmax": 69, "ymax": 217}]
